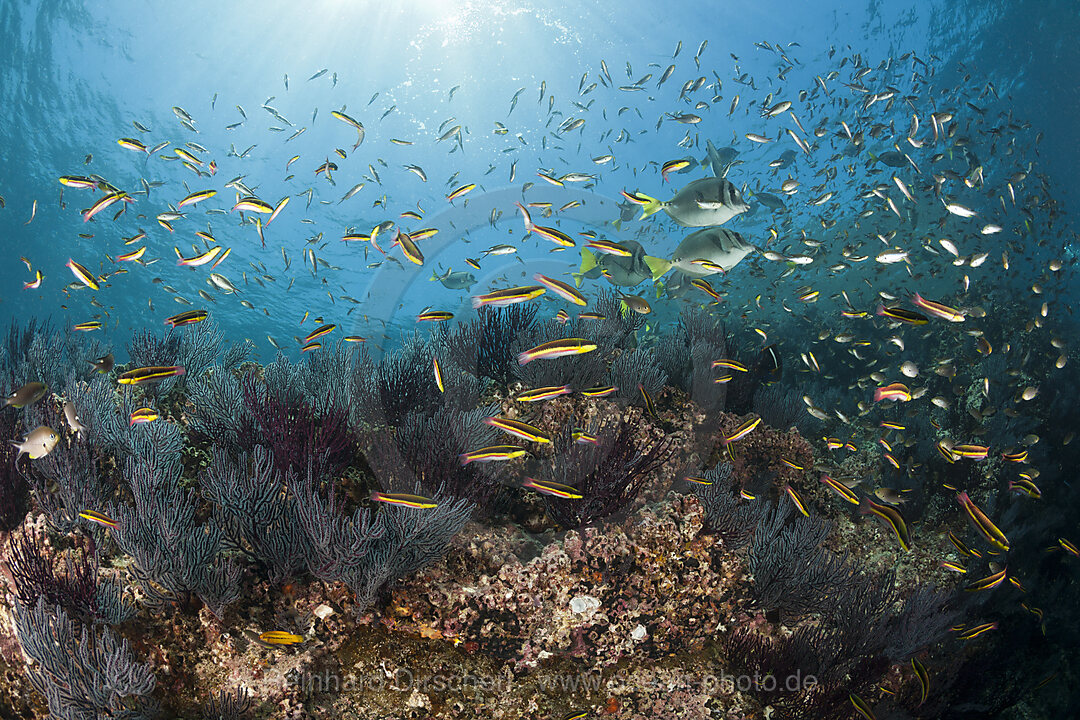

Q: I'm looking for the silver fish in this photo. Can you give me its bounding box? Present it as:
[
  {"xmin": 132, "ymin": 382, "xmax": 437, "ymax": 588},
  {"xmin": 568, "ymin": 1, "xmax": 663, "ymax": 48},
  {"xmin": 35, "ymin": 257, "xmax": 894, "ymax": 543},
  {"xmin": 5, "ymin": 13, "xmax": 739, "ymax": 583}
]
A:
[
  {"xmin": 431, "ymin": 268, "xmax": 476, "ymax": 291},
  {"xmin": 63, "ymin": 401, "xmax": 87, "ymax": 438},
  {"xmin": 643, "ymin": 177, "xmax": 749, "ymax": 227},
  {"xmin": 12, "ymin": 426, "xmax": 59, "ymax": 461},
  {"xmin": 668, "ymin": 227, "xmax": 756, "ymax": 276}
]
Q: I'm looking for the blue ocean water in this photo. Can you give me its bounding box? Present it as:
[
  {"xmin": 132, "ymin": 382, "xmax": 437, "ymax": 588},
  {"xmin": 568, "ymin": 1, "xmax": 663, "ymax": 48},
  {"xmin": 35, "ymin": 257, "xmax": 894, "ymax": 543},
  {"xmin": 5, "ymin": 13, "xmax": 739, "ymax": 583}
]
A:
[{"xmin": 1, "ymin": 0, "xmax": 1076, "ymax": 362}]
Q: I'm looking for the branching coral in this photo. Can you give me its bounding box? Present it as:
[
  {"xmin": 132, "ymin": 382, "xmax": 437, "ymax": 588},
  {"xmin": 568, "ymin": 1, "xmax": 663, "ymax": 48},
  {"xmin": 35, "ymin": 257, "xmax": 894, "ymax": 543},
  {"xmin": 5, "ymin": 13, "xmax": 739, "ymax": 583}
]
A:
[
  {"xmin": 753, "ymin": 382, "xmax": 809, "ymax": 434},
  {"xmin": 348, "ymin": 490, "xmax": 475, "ymax": 609},
  {"xmin": 267, "ymin": 340, "xmax": 358, "ymax": 412},
  {"xmin": 591, "ymin": 287, "xmax": 646, "ymax": 347},
  {"xmin": 2, "ymin": 318, "xmax": 53, "ymax": 377},
  {"xmin": 66, "ymin": 376, "xmax": 135, "ymax": 456},
  {"xmin": 3, "ymin": 322, "xmax": 82, "ymax": 393},
  {"xmin": 186, "ymin": 365, "xmax": 247, "ymax": 449},
  {"xmin": 726, "ymin": 576, "xmax": 957, "ymax": 719},
  {"xmin": 203, "ymin": 686, "xmax": 253, "ymax": 720},
  {"xmin": 204, "ymin": 442, "xmax": 474, "ymax": 611},
  {"xmin": 125, "ymin": 321, "xmax": 222, "ymax": 395},
  {"xmin": 725, "ymin": 623, "xmax": 870, "ymax": 720},
  {"xmin": 27, "ymin": 427, "xmax": 113, "ymax": 532},
  {"xmin": 174, "ymin": 320, "xmax": 224, "ymax": 385},
  {"xmin": 127, "ymin": 327, "xmax": 182, "ymax": 369},
  {"xmin": 657, "ymin": 306, "xmax": 728, "ymax": 413},
  {"xmin": 356, "ymin": 333, "xmax": 442, "ymax": 427}
]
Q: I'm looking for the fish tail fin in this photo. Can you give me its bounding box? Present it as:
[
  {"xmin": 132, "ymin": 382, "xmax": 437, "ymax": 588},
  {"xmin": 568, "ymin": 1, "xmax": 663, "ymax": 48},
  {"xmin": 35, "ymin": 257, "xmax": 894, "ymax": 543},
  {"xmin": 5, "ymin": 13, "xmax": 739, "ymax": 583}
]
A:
[
  {"xmin": 637, "ymin": 194, "xmax": 663, "ymax": 219},
  {"xmin": 868, "ymin": 151, "xmax": 878, "ymax": 163},
  {"xmin": 612, "ymin": 219, "xmax": 622, "ymax": 231},
  {"xmin": 515, "ymin": 202, "xmax": 533, "ymax": 233},
  {"xmin": 579, "ymin": 247, "xmax": 597, "ymax": 275},
  {"xmin": 571, "ymin": 272, "xmax": 584, "ymax": 288},
  {"xmin": 643, "ymin": 255, "xmax": 671, "ymax": 280}
]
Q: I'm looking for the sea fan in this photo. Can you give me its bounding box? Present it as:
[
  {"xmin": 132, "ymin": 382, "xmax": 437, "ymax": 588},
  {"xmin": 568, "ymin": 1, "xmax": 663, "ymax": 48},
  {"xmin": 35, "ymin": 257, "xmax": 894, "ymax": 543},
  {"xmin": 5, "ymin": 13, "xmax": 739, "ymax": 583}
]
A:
[
  {"xmin": 358, "ymin": 333, "xmax": 442, "ymax": 427},
  {"xmin": 5, "ymin": 528, "xmax": 99, "ymax": 621},
  {"xmin": 512, "ymin": 318, "xmax": 608, "ymax": 390},
  {"xmin": 438, "ymin": 304, "xmax": 538, "ymax": 390},
  {"xmin": 375, "ymin": 403, "xmax": 503, "ymax": 509},
  {"xmin": 201, "ymin": 446, "xmax": 308, "ymax": 584},
  {"xmin": 692, "ymin": 462, "xmax": 767, "ymax": 548},
  {"xmin": 753, "ymin": 383, "xmax": 808, "ymax": 434},
  {"xmin": 13, "ymin": 598, "xmax": 157, "ymax": 720},
  {"xmin": 0, "ymin": 409, "xmax": 29, "ymax": 531},
  {"xmin": 240, "ymin": 371, "xmax": 356, "ymax": 480},
  {"xmin": 608, "ymin": 347, "xmax": 667, "ymax": 407},
  {"xmin": 109, "ymin": 453, "xmax": 240, "ymax": 618},
  {"xmin": 542, "ymin": 418, "xmax": 672, "ymax": 529},
  {"xmin": 747, "ymin": 500, "xmax": 850, "ymax": 619}
]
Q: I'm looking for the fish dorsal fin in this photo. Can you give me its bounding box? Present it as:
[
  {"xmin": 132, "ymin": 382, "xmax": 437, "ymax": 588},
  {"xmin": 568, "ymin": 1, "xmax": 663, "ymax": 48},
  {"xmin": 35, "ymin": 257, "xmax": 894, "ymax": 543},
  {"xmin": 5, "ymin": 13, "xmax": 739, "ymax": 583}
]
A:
[{"xmin": 706, "ymin": 139, "xmax": 724, "ymax": 178}]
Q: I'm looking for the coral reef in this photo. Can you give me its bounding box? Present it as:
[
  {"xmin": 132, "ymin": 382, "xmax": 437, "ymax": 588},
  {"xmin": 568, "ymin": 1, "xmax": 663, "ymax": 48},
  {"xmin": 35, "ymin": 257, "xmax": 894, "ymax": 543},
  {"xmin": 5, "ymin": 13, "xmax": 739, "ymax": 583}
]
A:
[
  {"xmin": 0, "ymin": 305, "xmax": 1073, "ymax": 720},
  {"xmin": 390, "ymin": 494, "xmax": 735, "ymax": 672}
]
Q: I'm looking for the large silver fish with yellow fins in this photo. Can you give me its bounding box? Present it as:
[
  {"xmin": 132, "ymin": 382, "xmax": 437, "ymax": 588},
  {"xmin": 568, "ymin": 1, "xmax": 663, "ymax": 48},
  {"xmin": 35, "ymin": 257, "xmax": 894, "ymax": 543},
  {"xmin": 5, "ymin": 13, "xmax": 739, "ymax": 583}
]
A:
[
  {"xmin": 664, "ymin": 227, "xmax": 756, "ymax": 277},
  {"xmin": 636, "ymin": 175, "xmax": 750, "ymax": 227}
]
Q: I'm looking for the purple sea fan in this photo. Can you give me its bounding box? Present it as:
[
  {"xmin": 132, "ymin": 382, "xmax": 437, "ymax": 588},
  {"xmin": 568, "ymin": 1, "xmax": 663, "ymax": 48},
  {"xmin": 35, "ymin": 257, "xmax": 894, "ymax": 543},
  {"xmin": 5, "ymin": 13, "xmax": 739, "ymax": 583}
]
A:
[
  {"xmin": 372, "ymin": 403, "xmax": 504, "ymax": 510},
  {"xmin": 691, "ymin": 461, "xmax": 768, "ymax": 549},
  {"xmin": 5, "ymin": 527, "xmax": 99, "ymax": 621},
  {"xmin": 201, "ymin": 445, "xmax": 309, "ymax": 584},
  {"xmin": 355, "ymin": 334, "xmax": 443, "ymax": 427},
  {"xmin": 290, "ymin": 459, "xmax": 473, "ymax": 610},
  {"xmin": 747, "ymin": 499, "xmax": 851, "ymax": 619},
  {"xmin": 240, "ymin": 372, "xmax": 355, "ymax": 480},
  {"xmin": 541, "ymin": 416, "xmax": 673, "ymax": 529},
  {"xmin": 511, "ymin": 318, "xmax": 607, "ymax": 390},
  {"xmin": 438, "ymin": 304, "xmax": 539, "ymax": 390}
]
